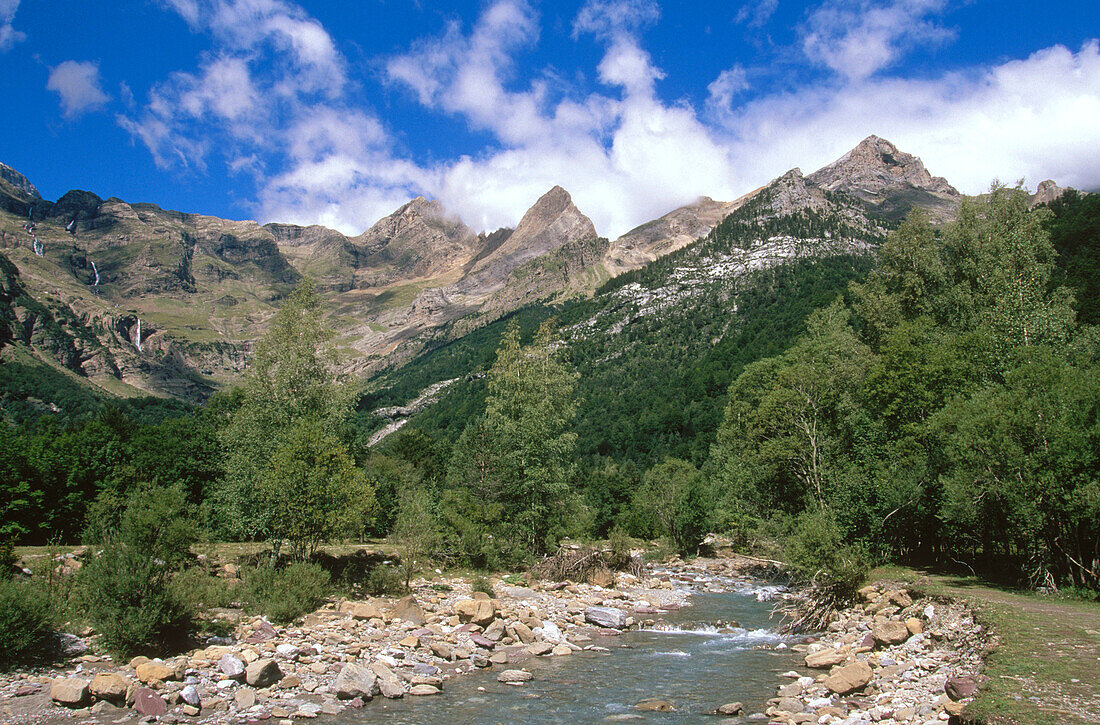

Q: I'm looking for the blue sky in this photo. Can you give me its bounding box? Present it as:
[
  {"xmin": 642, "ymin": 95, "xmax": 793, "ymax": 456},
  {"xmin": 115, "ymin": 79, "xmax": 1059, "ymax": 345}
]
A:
[{"xmin": 1, "ymin": 1, "xmax": 1099, "ymax": 239}]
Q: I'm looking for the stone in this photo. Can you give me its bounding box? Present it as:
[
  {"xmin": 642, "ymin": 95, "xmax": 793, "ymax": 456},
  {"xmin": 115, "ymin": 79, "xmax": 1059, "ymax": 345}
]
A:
[
  {"xmin": 484, "ymin": 618, "xmax": 506, "ymax": 641},
  {"xmin": 511, "ymin": 621, "xmax": 536, "ymax": 644},
  {"xmin": 180, "ymin": 684, "xmax": 201, "ymax": 707},
  {"xmin": 245, "ymin": 658, "xmax": 283, "ymax": 688},
  {"xmin": 234, "ymin": 688, "xmax": 256, "ymax": 709},
  {"xmin": 498, "ymin": 669, "xmax": 534, "ymax": 683},
  {"xmin": 90, "ymin": 700, "xmax": 120, "ymax": 714},
  {"xmin": 455, "ymin": 598, "xmax": 495, "ymax": 627},
  {"xmin": 636, "ymin": 699, "xmax": 675, "ymax": 712},
  {"xmin": 429, "ymin": 640, "xmax": 453, "ymax": 659},
  {"xmin": 408, "ymin": 684, "xmax": 441, "ymax": 696},
  {"xmin": 351, "ymin": 601, "xmax": 383, "ymax": 620},
  {"xmin": 378, "ymin": 677, "xmax": 405, "ymax": 699},
  {"xmin": 275, "ymin": 643, "xmax": 299, "ymax": 659},
  {"xmin": 906, "ymin": 617, "xmax": 924, "ymax": 635},
  {"xmin": 945, "ymin": 676, "xmax": 979, "ymax": 700},
  {"xmin": 394, "ymin": 595, "xmax": 426, "ymax": 626},
  {"xmin": 551, "ymin": 644, "xmax": 572, "ymax": 656},
  {"xmin": 872, "ymin": 621, "xmax": 910, "ymax": 646},
  {"xmin": 470, "ymin": 633, "xmax": 495, "ymax": 649},
  {"xmin": 526, "ymin": 642, "xmax": 553, "ymax": 656},
  {"xmin": 399, "ymin": 635, "xmax": 420, "ymax": 648},
  {"xmin": 334, "ymin": 663, "xmax": 379, "ymax": 700},
  {"xmin": 489, "ymin": 651, "xmax": 510, "ymax": 664},
  {"xmin": 588, "ymin": 569, "xmax": 615, "ymax": 588},
  {"xmin": 90, "ymin": 672, "xmax": 129, "ymax": 703},
  {"xmin": 824, "ymin": 661, "xmax": 873, "ymax": 695},
  {"xmin": 50, "ymin": 678, "xmax": 90, "ymax": 707},
  {"xmin": 133, "ymin": 687, "xmax": 168, "ymax": 717},
  {"xmin": 716, "ymin": 702, "xmax": 743, "ymax": 715},
  {"xmin": 804, "ymin": 648, "xmax": 848, "ymax": 668},
  {"xmin": 130, "ymin": 656, "xmax": 151, "ymax": 669},
  {"xmin": 136, "ymin": 662, "xmax": 173, "ymax": 684},
  {"xmin": 181, "ymin": 704, "xmax": 200, "ymax": 716},
  {"xmin": 585, "ymin": 606, "xmax": 627, "ymax": 629}
]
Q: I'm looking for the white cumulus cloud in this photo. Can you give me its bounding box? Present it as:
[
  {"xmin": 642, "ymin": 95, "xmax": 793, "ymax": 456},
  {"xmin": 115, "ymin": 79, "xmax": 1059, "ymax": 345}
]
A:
[
  {"xmin": 0, "ymin": 0, "xmax": 24, "ymax": 51},
  {"xmin": 47, "ymin": 60, "xmax": 110, "ymax": 118}
]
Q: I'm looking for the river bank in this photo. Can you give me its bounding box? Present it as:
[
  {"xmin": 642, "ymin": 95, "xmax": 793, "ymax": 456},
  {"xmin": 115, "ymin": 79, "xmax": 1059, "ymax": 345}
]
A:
[
  {"xmin": 763, "ymin": 581, "xmax": 988, "ymax": 724},
  {"xmin": 0, "ymin": 555, "xmax": 782, "ymax": 724}
]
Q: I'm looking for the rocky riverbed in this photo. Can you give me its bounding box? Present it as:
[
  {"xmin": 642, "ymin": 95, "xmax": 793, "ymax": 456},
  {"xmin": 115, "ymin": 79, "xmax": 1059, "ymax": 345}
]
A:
[
  {"xmin": 762, "ymin": 582, "xmax": 988, "ymax": 724},
  {"xmin": 0, "ymin": 560, "xmax": 990, "ymax": 724}
]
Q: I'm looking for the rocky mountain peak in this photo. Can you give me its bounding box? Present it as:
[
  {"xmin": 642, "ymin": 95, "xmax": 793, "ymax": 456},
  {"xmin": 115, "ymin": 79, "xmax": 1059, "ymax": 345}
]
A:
[
  {"xmin": 810, "ymin": 136, "xmax": 958, "ymax": 198},
  {"xmin": 1031, "ymin": 179, "xmax": 1067, "ymax": 207},
  {"xmin": 504, "ymin": 186, "xmax": 597, "ymax": 253},
  {"xmin": 0, "ymin": 162, "xmax": 40, "ymax": 199}
]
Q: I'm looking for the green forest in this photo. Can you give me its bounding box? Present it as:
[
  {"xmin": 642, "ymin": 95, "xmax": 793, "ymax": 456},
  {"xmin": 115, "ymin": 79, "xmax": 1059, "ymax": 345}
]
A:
[{"xmin": 2, "ymin": 186, "xmax": 1099, "ymax": 661}]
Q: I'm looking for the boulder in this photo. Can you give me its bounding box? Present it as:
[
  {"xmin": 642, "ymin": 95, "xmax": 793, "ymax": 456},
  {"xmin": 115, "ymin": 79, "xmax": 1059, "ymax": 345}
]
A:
[
  {"xmin": 408, "ymin": 684, "xmax": 441, "ymax": 696},
  {"xmin": 805, "ymin": 648, "xmax": 848, "ymax": 668},
  {"xmin": 245, "ymin": 658, "xmax": 283, "ymax": 688},
  {"xmin": 872, "ymin": 620, "xmax": 910, "ymax": 646},
  {"xmin": 351, "ymin": 601, "xmax": 384, "ymax": 620},
  {"xmin": 180, "ymin": 684, "xmax": 201, "ymax": 707},
  {"xmin": 483, "ymin": 618, "xmax": 506, "ymax": 641},
  {"xmin": 334, "ymin": 663, "xmax": 379, "ymax": 700},
  {"xmin": 136, "ymin": 661, "xmax": 173, "ymax": 684},
  {"xmin": 497, "ymin": 669, "xmax": 533, "ymax": 683},
  {"xmin": 455, "ymin": 598, "xmax": 495, "ymax": 626},
  {"xmin": 394, "ymin": 595, "xmax": 426, "ymax": 626},
  {"xmin": 50, "ymin": 678, "xmax": 90, "ymax": 707},
  {"xmin": 526, "ymin": 642, "xmax": 553, "ymax": 656},
  {"xmin": 133, "ymin": 687, "xmax": 168, "ymax": 717},
  {"xmin": 905, "ymin": 617, "xmax": 924, "ymax": 635},
  {"xmin": 946, "ymin": 675, "xmax": 979, "ymax": 700},
  {"xmin": 636, "ymin": 699, "xmax": 675, "ymax": 712},
  {"xmin": 716, "ymin": 702, "xmax": 743, "ymax": 715},
  {"xmin": 378, "ymin": 677, "xmax": 405, "ymax": 699},
  {"xmin": 429, "ymin": 640, "xmax": 453, "ymax": 659},
  {"xmin": 275, "ymin": 643, "xmax": 299, "ymax": 659},
  {"xmin": 584, "ymin": 606, "xmax": 627, "ymax": 629},
  {"xmin": 510, "ymin": 621, "xmax": 536, "ymax": 644},
  {"xmin": 219, "ymin": 653, "xmax": 247, "ymax": 680},
  {"xmin": 824, "ymin": 661, "xmax": 873, "ymax": 695},
  {"xmin": 89, "ymin": 672, "xmax": 128, "ymax": 703}
]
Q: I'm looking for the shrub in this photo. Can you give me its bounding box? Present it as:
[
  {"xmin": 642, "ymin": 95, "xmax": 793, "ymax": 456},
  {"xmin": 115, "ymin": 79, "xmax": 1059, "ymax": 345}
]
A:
[
  {"xmin": 783, "ymin": 508, "xmax": 869, "ymax": 600},
  {"xmin": 1, "ymin": 539, "xmax": 17, "ymax": 579},
  {"xmin": 365, "ymin": 565, "xmax": 406, "ymax": 597},
  {"xmin": 78, "ymin": 545, "xmax": 193, "ymax": 656},
  {"xmin": 0, "ymin": 578, "xmax": 57, "ymax": 669},
  {"xmin": 169, "ymin": 566, "xmax": 235, "ymax": 612},
  {"xmin": 471, "ymin": 574, "xmax": 494, "ymax": 597},
  {"xmin": 243, "ymin": 562, "xmax": 330, "ymax": 624}
]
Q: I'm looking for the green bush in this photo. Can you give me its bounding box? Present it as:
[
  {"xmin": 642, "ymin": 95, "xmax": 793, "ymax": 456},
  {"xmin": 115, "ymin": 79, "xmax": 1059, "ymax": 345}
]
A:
[
  {"xmin": 783, "ymin": 508, "xmax": 869, "ymax": 600},
  {"xmin": 1, "ymin": 540, "xmax": 16, "ymax": 579},
  {"xmin": 78, "ymin": 545, "xmax": 193, "ymax": 656},
  {"xmin": 169, "ymin": 566, "xmax": 235, "ymax": 612},
  {"xmin": 243, "ymin": 562, "xmax": 330, "ymax": 624},
  {"xmin": 365, "ymin": 565, "xmax": 406, "ymax": 597},
  {"xmin": 471, "ymin": 574, "xmax": 494, "ymax": 597},
  {"xmin": 0, "ymin": 578, "xmax": 57, "ymax": 669}
]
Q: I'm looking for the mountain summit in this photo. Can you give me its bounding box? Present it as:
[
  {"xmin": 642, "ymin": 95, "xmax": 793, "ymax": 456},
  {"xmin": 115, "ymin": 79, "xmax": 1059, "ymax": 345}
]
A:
[{"xmin": 809, "ymin": 135, "xmax": 959, "ymax": 221}]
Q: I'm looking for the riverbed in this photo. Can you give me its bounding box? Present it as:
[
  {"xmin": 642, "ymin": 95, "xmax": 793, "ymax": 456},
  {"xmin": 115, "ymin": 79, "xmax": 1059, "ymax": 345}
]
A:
[{"xmin": 337, "ymin": 584, "xmax": 800, "ymax": 724}]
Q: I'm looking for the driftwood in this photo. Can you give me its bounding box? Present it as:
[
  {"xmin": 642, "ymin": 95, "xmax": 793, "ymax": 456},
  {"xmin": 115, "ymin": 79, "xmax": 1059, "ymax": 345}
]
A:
[
  {"xmin": 531, "ymin": 546, "xmax": 644, "ymax": 583},
  {"xmin": 772, "ymin": 573, "xmax": 850, "ymax": 634}
]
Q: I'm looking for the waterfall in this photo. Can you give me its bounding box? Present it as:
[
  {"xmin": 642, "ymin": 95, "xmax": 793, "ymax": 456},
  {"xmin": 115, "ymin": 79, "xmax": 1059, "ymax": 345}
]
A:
[
  {"xmin": 32, "ymin": 236, "xmax": 43, "ymax": 257},
  {"xmin": 90, "ymin": 260, "xmax": 99, "ymax": 291},
  {"xmin": 135, "ymin": 318, "xmax": 143, "ymax": 352}
]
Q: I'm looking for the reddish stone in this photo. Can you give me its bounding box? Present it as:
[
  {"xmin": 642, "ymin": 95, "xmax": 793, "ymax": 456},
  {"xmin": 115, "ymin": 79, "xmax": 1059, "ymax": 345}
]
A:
[{"xmin": 133, "ymin": 687, "xmax": 167, "ymax": 717}]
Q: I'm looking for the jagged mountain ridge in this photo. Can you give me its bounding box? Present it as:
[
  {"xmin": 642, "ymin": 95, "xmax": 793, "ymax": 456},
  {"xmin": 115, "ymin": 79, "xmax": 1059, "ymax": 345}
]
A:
[{"xmin": 0, "ymin": 135, "xmax": 1050, "ymax": 404}]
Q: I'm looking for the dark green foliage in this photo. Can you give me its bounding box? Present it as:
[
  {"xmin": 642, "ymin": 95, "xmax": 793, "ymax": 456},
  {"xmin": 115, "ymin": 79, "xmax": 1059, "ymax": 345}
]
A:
[
  {"xmin": 783, "ymin": 508, "xmax": 869, "ymax": 599},
  {"xmin": 0, "ymin": 539, "xmax": 15, "ymax": 578},
  {"xmin": 0, "ymin": 577, "xmax": 57, "ymax": 669},
  {"xmin": 471, "ymin": 574, "xmax": 494, "ymax": 597},
  {"xmin": 169, "ymin": 567, "xmax": 235, "ymax": 612},
  {"xmin": 1045, "ymin": 189, "xmax": 1100, "ymax": 326},
  {"xmin": 242, "ymin": 562, "xmax": 330, "ymax": 624},
  {"xmin": 365, "ymin": 565, "xmax": 406, "ymax": 597},
  {"xmin": 78, "ymin": 545, "xmax": 193, "ymax": 656}
]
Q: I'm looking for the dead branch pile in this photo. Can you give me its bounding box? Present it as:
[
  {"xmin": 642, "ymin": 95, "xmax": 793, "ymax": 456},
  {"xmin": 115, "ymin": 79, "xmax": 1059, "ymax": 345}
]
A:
[
  {"xmin": 531, "ymin": 546, "xmax": 644, "ymax": 583},
  {"xmin": 772, "ymin": 577, "xmax": 851, "ymax": 634}
]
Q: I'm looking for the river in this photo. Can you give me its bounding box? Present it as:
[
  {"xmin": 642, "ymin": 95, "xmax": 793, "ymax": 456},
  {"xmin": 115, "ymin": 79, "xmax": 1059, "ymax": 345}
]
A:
[{"xmin": 336, "ymin": 578, "xmax": 800, "ymax": 724}]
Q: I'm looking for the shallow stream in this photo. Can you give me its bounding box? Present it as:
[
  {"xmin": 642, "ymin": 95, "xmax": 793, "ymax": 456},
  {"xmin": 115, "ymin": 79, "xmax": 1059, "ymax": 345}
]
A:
[{"xmin": 337, "ymin": 581, "xmax": 800, "ymax": 724}]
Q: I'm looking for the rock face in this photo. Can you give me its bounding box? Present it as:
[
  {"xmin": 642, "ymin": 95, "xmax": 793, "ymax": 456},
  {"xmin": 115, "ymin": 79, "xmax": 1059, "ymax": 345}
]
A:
[
  {"xmin": 604, "ymin": 196, "xmax": 738, "ymax": 276},
  {"xmin": 808, "ymin": 135, "xmax": 960, "ymax": 221},
  {"xmin": 353, "ymin": 197, "xmax": 480, "ymax": 282},
  {"xmin": 1030, "ymin": 179, "xmax": 1068, "ymax": 207}
]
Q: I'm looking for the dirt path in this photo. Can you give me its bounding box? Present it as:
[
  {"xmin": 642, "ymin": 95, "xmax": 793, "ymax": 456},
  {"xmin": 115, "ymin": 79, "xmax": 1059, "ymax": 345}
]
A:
[{"xmin": 900, "ymin": 572, "xmax": 1100, "ymax": 724}]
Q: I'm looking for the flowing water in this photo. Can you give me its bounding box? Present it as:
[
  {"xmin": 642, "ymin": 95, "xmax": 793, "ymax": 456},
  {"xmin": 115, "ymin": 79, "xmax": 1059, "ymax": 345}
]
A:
[{"xmin": 338, "ymin": 584, "xmax": 799, "ymax": 724}]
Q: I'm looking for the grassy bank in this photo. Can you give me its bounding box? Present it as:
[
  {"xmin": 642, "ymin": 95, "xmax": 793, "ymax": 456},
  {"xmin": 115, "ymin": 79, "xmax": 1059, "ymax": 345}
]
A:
[{"xmin": 881, "ymin": 567, "xmax": 1100, "ymax": 724}]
